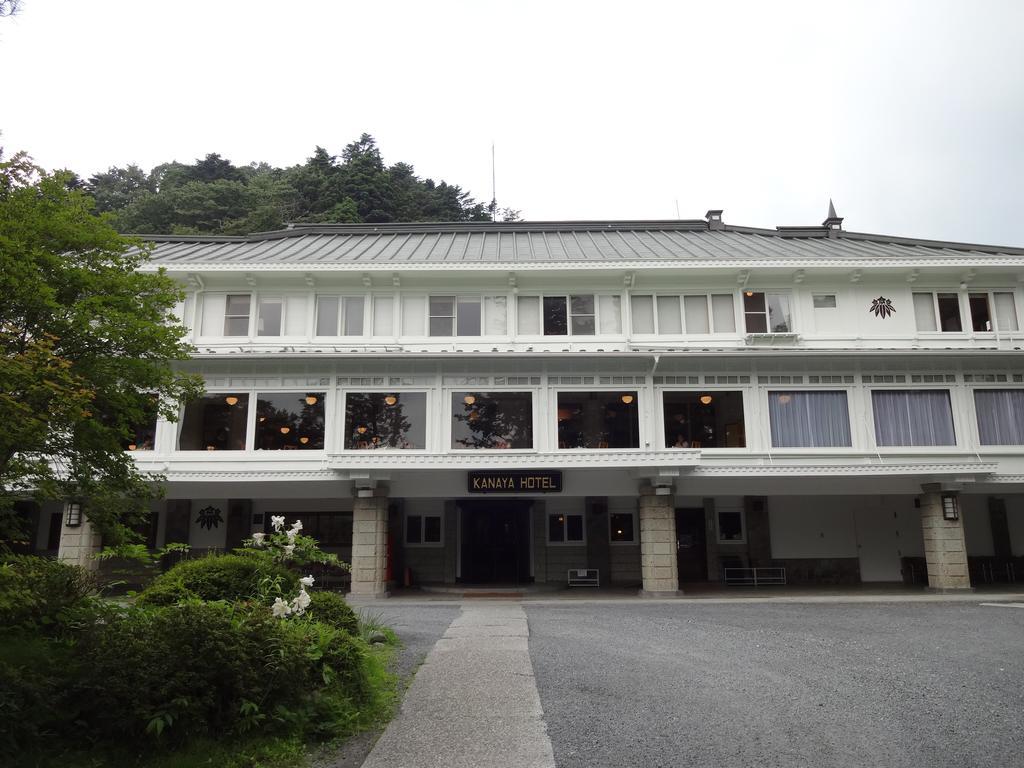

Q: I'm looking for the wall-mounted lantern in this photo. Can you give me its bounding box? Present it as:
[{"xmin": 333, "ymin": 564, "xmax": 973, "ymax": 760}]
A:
[
  {"xmin": 65, "ymin": 502, "xmax": 83, "ymax": 527},
  {"xmin": 942, "ymin": 493, "xmax": 960, "ymax": 521}
]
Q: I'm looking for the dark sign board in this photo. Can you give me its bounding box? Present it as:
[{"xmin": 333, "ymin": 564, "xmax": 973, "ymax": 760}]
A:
[{"xmin": 467, "ymin": 470, "xmax": 563, "ymax": 494}]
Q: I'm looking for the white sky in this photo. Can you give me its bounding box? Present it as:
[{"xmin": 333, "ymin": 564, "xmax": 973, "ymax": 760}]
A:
[{"xmin": 2, "ymin": 0, "xmax": 1023, "ymax": 244}]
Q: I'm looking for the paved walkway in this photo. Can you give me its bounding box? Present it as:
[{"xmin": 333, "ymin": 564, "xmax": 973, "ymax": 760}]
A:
[{"xmin": 360, "ymin": 603, "xmax": 556, "ymax": 768}]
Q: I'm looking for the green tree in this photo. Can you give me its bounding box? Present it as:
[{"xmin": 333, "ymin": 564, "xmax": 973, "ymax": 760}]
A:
[{"xmin": 0, "ymin": 151, "xmax": 203, "ymax": 545}]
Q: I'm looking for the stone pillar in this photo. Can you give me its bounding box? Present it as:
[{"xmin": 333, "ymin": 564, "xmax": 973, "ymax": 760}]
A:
[
  {"xmin": 638, "ymin": 486, "xmax": 681, "ymax": 596},
  {"xmin": 349, "ymin": 492, "xmax": 389, "ymax": 599},
  {"xmin": 57, "ymin": 503, "xmax": 101, "ymax": 571},
  {"xmin": 920, "ymin": 491, "xmax": 971, "ymax": 591}
]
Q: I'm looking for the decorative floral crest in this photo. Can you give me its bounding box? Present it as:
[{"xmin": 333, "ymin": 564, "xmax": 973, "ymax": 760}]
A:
[
  {"xmin": 195, "ymin": 505, "xmax": 223, "ymax": 530},
  {"xmin": 869, "ymin": 296, "xmax": 895, "ymax": 319}
]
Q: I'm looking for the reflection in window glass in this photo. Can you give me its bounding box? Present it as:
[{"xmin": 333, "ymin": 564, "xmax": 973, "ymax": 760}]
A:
[
  {"xmin": 179, "ymin": 394, "xmax": 249, "ymax": 450},
  {"xmin": 456, "ymin": 297, "xmax": 482, "ymax": 336},
  {"xmin": 543, "ymin": 296, "xmax": 568, "ymax": 335},
  {"xmin": 451, "ymin": 392, "xmax": 533, "ymax": 449},
  {"xmin": 223, "ymin": 294, "xmax": 251, "ymax": 336},
  {"xmin": 548, "ymin": 513, "xmax": 584, "ymax": 543},
  {"xmin": 345, "ymin": 392, "xmax": 426, "ymax": 449},
  {"xmin": 274, "ymin": 512, "xmax": 352, "ymax": 547},
  {"xmin": 718, "ymin": 510, "xmax": 744, "ymax": 541},
  {"xmin": 557, "ymin": 391, "xmax": 639, "ymax": 449},
  {"xmin": 255, "ymin": 392, "xmax": 325, "ymax": 450},
  {"xmin": 610, "ymin": 513, "xmax": 634, "ymax": 543},
  {"xmin": 663, "ymin": 391, "xmax": 745, "ymax": 448},
  {"xmin": 124, "ymin": 395, "xmax": 159, "ymax": 451},
  {"xmin": 937, "ymin": 293, "xmax": 962, "ymax": 332},
  {"xmin": 570, "ymin": 295, "xmax": 595, "ymax": 335}
]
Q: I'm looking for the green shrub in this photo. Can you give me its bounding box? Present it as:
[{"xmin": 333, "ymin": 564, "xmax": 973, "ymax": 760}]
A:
[
  {"xmin": 0, "ymin": 555, "xmax": 98, "ymax": 634},
  {"xmin": 305, "ymin": 591, "xmax": 359, "ymax": 636},
  {"xmin": 137, "ymin": 553, "xmax": 297, "ymax": 606},
  {"xmin": 0, "ymin": 635, "xmax": 74, "ymax": 755}
]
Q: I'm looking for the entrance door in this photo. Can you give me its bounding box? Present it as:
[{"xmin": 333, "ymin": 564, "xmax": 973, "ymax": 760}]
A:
[
  {"xmin": 675, "ymin": 508, "xmax": 708, "ymax": 583},
  {"xmin": 460, "ymin": 501, "xmax": 531, "ymax": 584}
]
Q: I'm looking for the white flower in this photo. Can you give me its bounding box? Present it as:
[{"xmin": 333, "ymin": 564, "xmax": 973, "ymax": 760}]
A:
[
  {"xmin": 271, "ymin": 597, "xmax": 291, "ymax": 618},
  {"xmin": 300, "ymin": 575, "xmax": 315, "ymax": 587},
  {"xmin": 286, "ymin": 528, "xmax": 298, "ymax": 542},
  {"xmin": 271, "ymin": 515, "xmax": 286, "ymax": 532},
  {"xmin": 291, "ymin": 588, "xmax": 311, "ymax": 615},
  {"xmin": 250, "ymin": 532, "xmax": 266, "ymax": 546},
  {"xmin": 290, "ymin": 520, "xmax": 303, "ymax": 533},
  {"xmin": 283, "ymin": 544, "xmax": 295, "ymax": 557}
]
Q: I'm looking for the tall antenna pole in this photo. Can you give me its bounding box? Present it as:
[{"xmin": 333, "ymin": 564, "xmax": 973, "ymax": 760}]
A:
[
  {"xmin": 675, "ymin": 199, "xmax": 681, "ymax": 219},
  {"xmin": 491, "ymin": 141, "xmax": 497, "ymax": 221}
]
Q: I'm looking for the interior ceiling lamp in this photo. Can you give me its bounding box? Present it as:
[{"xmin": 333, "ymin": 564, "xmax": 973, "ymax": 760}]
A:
[
  {"xmin": 699, "ymin": 395, "xmax": 713, "ymax": 405},
  {"xmin": 127, "ymin": 442, "xmax": 138, "ymax": 451},
  {"xmin": 384, "ymin": 395, "xmax": 398, "ymax": 406},
  {"xmin": 279, "ymin": 426, "xmax": 291, "ymax": 434},
  {"xmin": 259, "ymin": 416, "xmax": 266, "ymax": 422},
  {"xmin": 224, "ymin": 395, "xmax": 239, "ymax": 406},
  {"xmin": 305, "ymin": 394, "xmax": 318, "ymax": 406},
  {"xmin": 778, "ymin": 394, "xmax": 792, "ymax": 404},
  {"xmin": 206, "ymin": 444, "xmax": 216, "ymax": 451},
  {"xmin": 744, "ymin": 290, "xmax": 754, "ymax": 297},
  {"xmin": 556, "ymin": 407, "xmax": 572, "ymax": 421},
  {"xmin": 621, "ymin": 394, "xmax": 634, "ymax": 404},
  {"xmin": 299, "ymin": 436, "xmax": 309, "ymax": 444},
  {"xmin": 356, "ymin": 425, "xmax": 368, "ymax": 434},
  {"xmin": 463, "ymin": 395, "xmax": 476, "ymax": 405}
]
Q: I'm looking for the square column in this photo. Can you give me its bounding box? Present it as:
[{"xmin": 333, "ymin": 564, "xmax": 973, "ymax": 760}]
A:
[
  {"xmin": 920, "ymin": 491, "xmax": 971, "ymax": 591},
  {"xmin": 58, "ymin": 504, "xmax": 101, "ymax": 572},
  {"xmin": 638, "ymin": 487, "xmax": 681, "ymax": 597},
  {"xmin": 349, "ymin": 493, "xmax": 390, "ymax": 599}
]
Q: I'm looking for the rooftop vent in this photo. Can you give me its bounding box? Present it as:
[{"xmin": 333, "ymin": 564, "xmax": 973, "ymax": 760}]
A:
[
  {"xmin": 705, "ymin": 209, "xmax": 725, "ymax": 231},
  {"xmin": 822, "ymin": 199, "xmax": 843, "ymax": 236}
]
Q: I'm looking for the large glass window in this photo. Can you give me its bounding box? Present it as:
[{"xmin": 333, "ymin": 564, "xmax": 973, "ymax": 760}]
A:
[
  {"xmin": 451, "ymin": 391, "xmax": 533, "ymax": 449},
  {"xmin": 768, "ymin": 391, "xmax": 851, "ymax": 448},
  {"xmin": 609, "ymin": 512, "xmax": 635, "ymax": 543},
  {"xmin": 345, "ymin": 392, "xmax": 427, "ymax": 449},
  {"xmin": 548, "ymin": 513, "xmax": 584, "ymax": 544},
  {"xmin": 557, "ymin": 391, "xmax": 639, "ymax": 449},
  {"xmin": 223, "ymin": 294, "xmax": 251, "ymax": 336},
  {"xmin": 975, "ymin": 389, "xmax": 1024, "ymax": 445},
  {"xmin": 316, "ymin": 296, "xmax": 364, "ymax": 336},
  {"xmin": 872, "ymin": 390, "xmax": 956, "ymax": 447},
  {"xmin": 743, "ymin": 292, "xmax": 791, "ymax": 333},
  {"xmin": 178, "ymin": 394, "xmax": 249, "ymax": 451},
  {"xmin": 255, "ymin": 392, "xmax": 325, "ymax": 450},
  {"xmin": 406, "ymin": 514, "xmax": 442, "ymax": 545},
  {"xmin": 663, "ymin": 391, "xmax": 745, "ymax": 448}
]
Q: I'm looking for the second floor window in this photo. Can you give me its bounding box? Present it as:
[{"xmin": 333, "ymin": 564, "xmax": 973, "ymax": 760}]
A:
[
  {"xmin": 768, "ymin": 391, "xmax": 851, "ymax": 448},
  {"xmin": 743, "ymin": 292, "xmax": 791, "ymax": 333},
  {"xmin": 451, "ymin": 391, "xmax": 533, "ymax": 449},
  {"xmin": 429, "ymin": 296, "xmax": 480, "ymax": 336},
  {"xmin": 316, "ymin": 296, "xmax": 364, "ymax": 336},
  {"xmin": 631, "ymin": 294, "xmax": 736, "ymax": 334},
  {"xmin": 517, "ymin": 294, "xmax": 621, "ymax": 336},
  {"xmin": 223, "ymin": 294, "xmax": 251, "ymax": 336}
]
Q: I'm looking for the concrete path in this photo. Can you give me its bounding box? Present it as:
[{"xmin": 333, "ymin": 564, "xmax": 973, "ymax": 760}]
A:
[{"xmin": 360, "ymin": 602, "xmax": 556, "ymax": 768}]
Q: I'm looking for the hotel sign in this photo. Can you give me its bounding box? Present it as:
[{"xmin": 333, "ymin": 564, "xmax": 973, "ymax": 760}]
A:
[{"xmin": 467, "ymin": 470, "xmax": 563, "ymax": 494}]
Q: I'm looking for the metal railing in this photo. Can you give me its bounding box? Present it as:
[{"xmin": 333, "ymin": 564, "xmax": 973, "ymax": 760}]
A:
[{"xmin": 723, "ymin": 567, "xmax": 787, "ymax": 586}]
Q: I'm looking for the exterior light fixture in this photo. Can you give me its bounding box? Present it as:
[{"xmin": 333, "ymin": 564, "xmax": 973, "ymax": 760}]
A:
[
  {"xmin": 463, "ymin": 395, "xmax": 476, "ymax": 405},
  {"xmin": 279, "ymin": 426, "xmax": 291, "ymax": 434},
  {"xmin": 384, "ymin": 395, "xmax": 398, "ymax": 406},
  {"xmin": 942, "ymin": 493, "xmax": 959, "ymax": 521},
  {"xmin": 225, "ymin": 395, "xmax": 239, "ymax": 406},
  {"xmin": 699, "ymin": 395, "xmax": 713, "ymax": 405},
  {"xmin": 356, "ymin": 425, "xmax": 368, "ymax": 434},
  {"xmin": 621, "ymin": 394, "xmax": 634, "ymax": 404},
  {"xmin": 65, "ymin": 502, "xmax": 82, "ymax": 527},
  {"xmin": 299, "ymin": 436, "xmax": 309, "ymax": 445},
  {"xmin": 305, "ymin": 395, "xmax": 318, "ymax": 406}
]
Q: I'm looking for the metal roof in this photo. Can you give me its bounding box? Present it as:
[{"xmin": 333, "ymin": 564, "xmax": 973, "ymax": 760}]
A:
[{"xmin": 138, "ymin": 220, "xmax": 1024, "ymax": 268}]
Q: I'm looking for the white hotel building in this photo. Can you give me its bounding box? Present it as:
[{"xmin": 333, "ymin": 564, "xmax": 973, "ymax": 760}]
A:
[{"xmin": 48, "ymin": 211, "xmax": 1024, "ymax": 595}]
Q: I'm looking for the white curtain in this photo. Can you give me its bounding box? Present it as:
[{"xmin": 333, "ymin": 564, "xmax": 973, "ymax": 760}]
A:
[
  {"xmin": 517, "ymin": 296, "xmax": 540, "ymax": 334},
  {"xmin": 485, "ymin": 296, "xmax": 508, "ymax": 335},
  {"xmin": 994, "ymin": 293, "xmax": 1019, "ymax": 331},
  {"xmin": 657, "ymin": 295, "xmax": 682, "ymax": 334},
  {"xmin": 711, "ymin": 294, "xmax": 735, "ymax": 332},
  {"xmin": 872, "ymin": 390, "xmax": 955, "ymax": 446},
  {"xmin": 598, "ymin": 295, "xmax": 622, "ymax": 334},
  {"xmin": 373, "ymin": 296, "xmax": 394, "ymax": 336},
  {"xmin": 975, "ymin": 389, "xmax": 1024, "ymax": 445},
  {"xmin": 401, "ymin": 295, "xmax": 427, "ymax": 336},
  {"xmin": 913, "ymin": 293, "xmax": 937, "ymax": 332},
  {"xmin": 683, "ymin": 295, "xmax": 709, "ymax": 334},
  {"xmin": 631, "ymin": 295, "xmax": 655, "ymax": 334},
  {"xmin": 769, "ymin": 391, "xmax": 851, "ymax": 447}
]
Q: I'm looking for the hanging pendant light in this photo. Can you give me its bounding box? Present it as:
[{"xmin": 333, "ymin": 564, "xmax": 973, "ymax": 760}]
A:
[
  {"xmin": 225, "ymin": 395, "xmax": 239, "ymax": 406},
  {"xmin": 305, "ymin": 394, "xmax": 318, "ymax": 406},
  {"xmin": 699, "ymin": 395, "xmax": 713, "ymax": 405},
  {"xmin": 299, "ymin": 436, "xmax": 309, "ymax": 445},
  {"xmin": 463, "ymin": 395, "xmax": 476, "ymax": 405},
  {"xmin": 621, "ymin": 394, "xmax": 634, "ymax": 404},
  {"xmin": 279, "ymin": 426, "xmax": 291, "ymax": 434},
  {"xmin": 384, "ymin": 395, "xmax": 398, "ymax": 406},
  {"xmin": 356, "ymin": 425, "xmax": 368, "ymax": 435}
]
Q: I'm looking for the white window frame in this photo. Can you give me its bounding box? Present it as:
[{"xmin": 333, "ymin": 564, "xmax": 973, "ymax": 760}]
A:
[
  {"xmin": 658, "ymin": 387, "xmax": 749, "ymax": 451},
  {"xmin": 547, "ymin": 512, "xmax": 586, "ymax": 546},
  {"xmin": 716, "ymin": 508, "xmax": 746, "ymax": 543},
  {"xmin": 404, "ymin": 512, "xmax": 444, "ymax": 548},
  {"xmin": 223, "ymin": 293, "xmax": 253, "ymax": 337},
  {"xmin": 446, "ymin": 387, "xmax": 538, "ymax": 452},
  {"xmin": 428, "ymin": 295, "xmax": 482, "ymax": 337},
  {"xmin": 517, "ymin": 293, "xmax": 622, "ymax": 337},
  {"xmin": 630, "ymin": 293, "xmax": 737, "ymax": 335},
  {"xmin": 867, "ymin": 386, "xmax": 961, "ymax": 451},
  {"xmin": 608, "ymin": 509, "xmax": 637, "ymax": 545},
  {"xmin": 553, "ymin": 387, "xmax": 644, "ymax": 451},
  {"xmin": 763, "ymin": 387, "xmax": 855, "ymax": 451},
  {"xmin": 743, "ymin": 291, "xmax": 792, "ymax": 334},
  {"xmin": 913, "ymin": 291, "xmax": 965, "ymax": 334},
  {"xmin": 811, "ymin": 294, "xmax": 838, "ymax": 309},
  {"xmin": 340, "ymin": 389, "xmax": 430, "ymax": 452},
  {"xmin": 314, "ymin": 295, "xmax": 367, "ymax": 337}
]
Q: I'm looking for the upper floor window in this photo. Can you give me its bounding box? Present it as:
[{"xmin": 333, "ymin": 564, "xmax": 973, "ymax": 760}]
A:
[
  {"xmin": 223, "ymin": 294, "xmax": 251, "ymax": 336},
  {"xmin": 768, "ymin": 391, "xmax": 851, "ymax": 448},
  {"xmin": 345, "ymin": 392, "xmax": 427, "ymax": 449},
  {"xmin": 178, "ymin": 394, "xmax": 249, "ymax": 451},
  {"xmin": 663, "ymin": 391, "xmax": 745, "ymax": 448},
  {"xmin": 975, "ymin": 389, "xmax": 1024, "ymax": 445},
  {"xmin": 743, "ymin": 292, "xmax": 791, "ymax": 333},
  {"xmin": 517, "ymin": 295, "xmax": 621, "ymax": 336},
  {"xmin": 255, "ymin": 392, "xmax": 325, "ymax": 450},
  {"xmin": 430, "ymin": 296, "xmax": 480, "ymax": 336},
  {"xmin": 316, "ymin": 296, "xmax": 365, "ymax": 336},
  {"xmin": 256, "ymin": 297, "xmax": 283, "ymax": 336},
  {"xmin": 631, "ymin": 294, "xmax": 735, "ymax": 335},
  {"xmin": 871, "ymin": 390, "xmax": 955, "ymax": 446},
  {"xmin": 963, "ymin": 291, "xmax": 1017, "ymax": 333},
  {"xmin": 200, "ymin": 293, "xmax": 306, "ymax": 338},
  {"xmin": 402, "ymin": 295, "xmax": 506, "ymax": 337},
  {"xmin": 451, "ymin": 391, "xmax": 533, "ymax": 449},
  {"xmin": 913, "ymin": 292, "xmax": 962, "ymax": 332},
  {"xmin": 557, "ymin": 391, "xmax": 639, "ymax": 449}
]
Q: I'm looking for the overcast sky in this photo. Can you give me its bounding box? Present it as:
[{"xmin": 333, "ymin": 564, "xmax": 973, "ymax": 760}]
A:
[{"xmin": 2, "ymin": 0, "xmax": 1022, "ymax": 244}]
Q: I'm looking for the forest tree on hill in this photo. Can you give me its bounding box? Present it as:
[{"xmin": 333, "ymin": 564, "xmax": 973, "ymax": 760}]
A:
[{"xmin": 84, "ymin": 133, "xmax": 521, "ymax": 235}]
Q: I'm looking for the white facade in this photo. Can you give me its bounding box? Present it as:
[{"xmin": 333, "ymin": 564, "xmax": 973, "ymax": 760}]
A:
[{"xmin": 47, "ymin": 216, "xmax": 1024, "ymax": 593}]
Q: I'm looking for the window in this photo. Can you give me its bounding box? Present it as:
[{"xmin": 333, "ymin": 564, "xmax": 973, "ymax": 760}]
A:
[
  {"xmin": 548, "ymin": 513, "xmax": 584, "ymax": 544},
  {"xmin": 451, "ymin": 391, "xmax": 533, "ymax": 449},
  {"xmin": 405, "ymin": 514, "xmax": 442, "ymax": 545},
  {"xmin": 743, "ymin": 292, "xmax": 791, "ymax": 333},
  {"xmin": 994, "ymin": 292, "xmax": 1019, "ymax": 331},
  {"xmin": 812, "ymin": 294, "xmax": 837, "ymax": 309},
  {"xmin": 429, "ymin": 296, "xmax": 481, "ymax": 336},
  {"xmin": 609, "ymin": 512, "xmax": 635, "ymax": 543},
  {"xmin": 557, "ymin": 391, "xmax": 639, "ymax": 449},
  {"xmin": 717, "ymin": 509, "xmax": 745, "ymax": 542},
  {"xmin": 913, "ymin": 292, "xmax": 963, "ymax": 332},
  {"xmin": 345, "ymin": 392, "xmax": 426, "ymax": 449},
  {"xmin": 872, "ymin": 390, "xmax": 956, "ymax": 446},
  {"xmin": 123, "ymin": 395, "xmax": 159, "ymax": 451},
  {"xmin": 223, "ymin": 294, "xmax": 251, "ymax": 336},
  {"xmin": 630, "ymin": 294, "xmax": 735, "ymax": 334},
  {"xmin": 663, "ymin": 391, "xmax": 745, "ymax": 448},
  {"xmin": 316, "ymin": 296, "xmax": 365, "ymax": 336},
  {"xmin": 178, "ymin": 394, "xmax": 249, "ymax": 450},
  {"xmin": 255, "ymin": 392, "xmax": 325, "ymax": 450},
  {"xmin": 969, "ymin": 293, "xmax": 992, "ymax": 332},
  {"xmin": 373, "ymin": 296, "xmax": 395, "ymax": 336},
  {"xmin": 256, "ymin": 297, "xmax": 282, "ymax": 336},
  {"xmin": 518, "ymin": 295, "xmax": 620, "ymax": 336},
  {"xmin": 975, "ymin": 390, "xmax": 1024, "ymax": 445},
  {"xmin": 768, "ymin": 391, "xmax": 851, "ymax": 448}
]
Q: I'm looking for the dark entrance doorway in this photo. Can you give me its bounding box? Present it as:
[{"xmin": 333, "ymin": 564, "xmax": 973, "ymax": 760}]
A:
[
  {"xmin": 459, "ymin": 501, "xmax": 532, "ymax": 584},
  {"xmin": 676, "ymin": 507, "xmax": 708, "ymax": 583}
]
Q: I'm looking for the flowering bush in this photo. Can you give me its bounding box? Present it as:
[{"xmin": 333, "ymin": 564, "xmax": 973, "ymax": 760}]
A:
[{"xmin": 244, "ymin": 516, "xmax": 347, "ymax": 569}]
